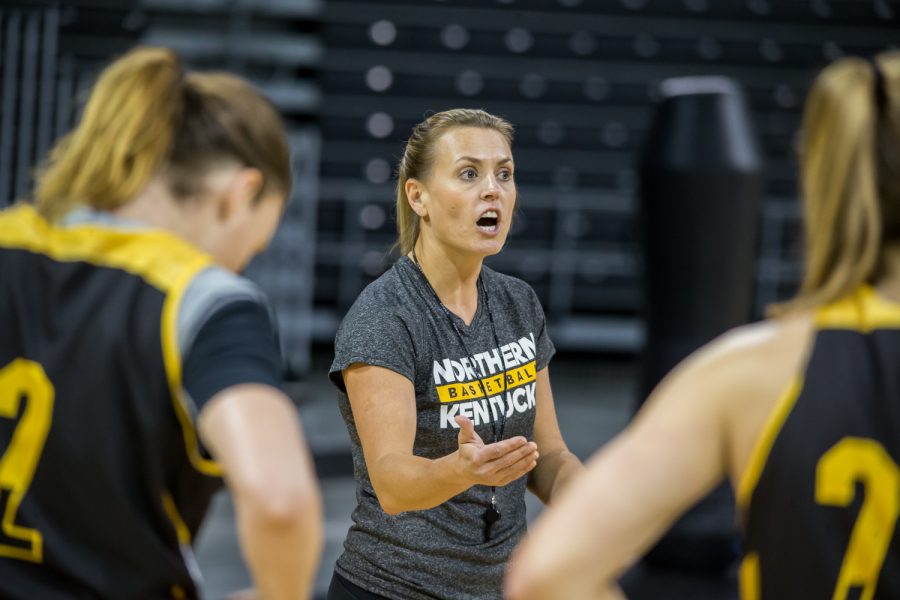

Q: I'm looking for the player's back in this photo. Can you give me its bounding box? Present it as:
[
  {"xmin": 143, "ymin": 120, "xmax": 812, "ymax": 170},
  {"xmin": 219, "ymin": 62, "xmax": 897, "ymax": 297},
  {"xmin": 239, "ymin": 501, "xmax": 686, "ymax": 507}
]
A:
[
  {"xmin": 0, "ymin": 205, "xmax": 221, "ymax": 599},
  {"xmin": 741, "ymin": 285, "xmax": 900, "ymax": 599}
]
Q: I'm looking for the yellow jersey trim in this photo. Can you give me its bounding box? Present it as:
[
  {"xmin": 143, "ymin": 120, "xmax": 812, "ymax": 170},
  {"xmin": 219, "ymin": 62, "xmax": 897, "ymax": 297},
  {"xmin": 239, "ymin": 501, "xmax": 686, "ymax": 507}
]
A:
[
  {"xmin": 170, "ymin": 586, "xmax": 188, "ymax": 599},
  {"xmin": 736, "ymin": 376, "xmax": 804, "ymax": 511},
  {"xmin": 739, "ymin": 552, "xmax": 761, "ymax": 600},
  {"xmin": 161, "ymin": 491, "xmax": 192, "ymax": 546},
  {"xmin": 161, "ymin": 255, "xmax": 224, "ymax": 477},
  {"xmin": 0, "ymin": 204, "xmax": 206, "ymax": 291},
  {"xmin": 0, "ymin": 205, "xmax": 223, "ymax": 477},
  {"xmin": 815, "ymin": 285, "xmax": 900, "ymax": 331}
]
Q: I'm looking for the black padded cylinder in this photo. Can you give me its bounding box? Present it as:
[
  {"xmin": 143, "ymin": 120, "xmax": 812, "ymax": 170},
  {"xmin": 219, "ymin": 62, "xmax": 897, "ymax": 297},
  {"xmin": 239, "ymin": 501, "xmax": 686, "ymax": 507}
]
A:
[
  {"xmin": 639, "ymin": 77, "xmax": 764, "ymax": 399},
  {"xmin": 636, "ymin": 76, "xmax": 764, "ymax": 571}
]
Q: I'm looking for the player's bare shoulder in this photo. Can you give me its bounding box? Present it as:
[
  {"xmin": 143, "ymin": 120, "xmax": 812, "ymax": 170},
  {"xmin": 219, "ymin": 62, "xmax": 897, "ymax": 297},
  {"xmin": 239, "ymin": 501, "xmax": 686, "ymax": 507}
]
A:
[
  {"xmin": 703, "ymin": 312, "xmax": 816, "ymax": 484},
  {"xmin": 683, "ymin": 312, "xmax": 814, "ymax": 392},
  {"xmin": 644, "ymin": 312, "xmax": 815, "ymax": 433}
]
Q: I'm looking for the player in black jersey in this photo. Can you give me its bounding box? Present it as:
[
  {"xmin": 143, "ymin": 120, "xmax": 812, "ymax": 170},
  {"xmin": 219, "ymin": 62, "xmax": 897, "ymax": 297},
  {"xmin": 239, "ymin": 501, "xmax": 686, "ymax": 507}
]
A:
[
  {"xmin": 507, "ymin": 53, "xmax": 900, "ymax": 600},
  {"xmin": 0, "ymin": 47, "xmax": 322, "ymax": 599}
]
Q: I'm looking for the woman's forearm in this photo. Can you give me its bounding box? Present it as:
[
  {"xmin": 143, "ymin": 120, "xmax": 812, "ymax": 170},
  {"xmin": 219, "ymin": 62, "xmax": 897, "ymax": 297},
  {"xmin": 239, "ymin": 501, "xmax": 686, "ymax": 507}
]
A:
[
  {"xmin": 371, "ymin": 425, "xmax": 540, "ymax": 514},
  {"xmin": 527, "ymin": 448, "xmax": 584, "ymax": 504},
  {"xmin": 372, "ymin": 451, "xmax": 472, "ymax": 514}
]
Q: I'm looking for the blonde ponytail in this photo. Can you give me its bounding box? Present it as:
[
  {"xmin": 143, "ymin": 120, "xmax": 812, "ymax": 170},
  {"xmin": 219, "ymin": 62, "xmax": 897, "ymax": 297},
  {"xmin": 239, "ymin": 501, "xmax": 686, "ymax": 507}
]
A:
[
  {"xmin": 36, "ymin": 47, "xmax": 185, "ymax": 221},
  {"xmin": 771, "ymin": 53, "xmax": 900, "ymax": 315}
]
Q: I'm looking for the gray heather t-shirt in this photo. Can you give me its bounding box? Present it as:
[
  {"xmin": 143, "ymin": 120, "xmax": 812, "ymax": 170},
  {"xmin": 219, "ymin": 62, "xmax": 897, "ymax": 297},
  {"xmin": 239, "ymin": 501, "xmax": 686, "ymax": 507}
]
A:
[{"xmin": 329, "ymin": 257, "xmax": 555, "ymax": 600}]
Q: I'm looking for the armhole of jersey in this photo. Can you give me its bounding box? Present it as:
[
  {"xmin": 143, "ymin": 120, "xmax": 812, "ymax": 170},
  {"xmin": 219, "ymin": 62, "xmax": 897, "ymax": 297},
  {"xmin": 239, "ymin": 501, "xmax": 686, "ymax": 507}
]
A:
[
  {"xmin": 735, "ymin": 375, "xmax": 805, "ymax": 512},
  {"xmin": 161, "ymin": 258, "xmax": 225, "ymax": 478}
]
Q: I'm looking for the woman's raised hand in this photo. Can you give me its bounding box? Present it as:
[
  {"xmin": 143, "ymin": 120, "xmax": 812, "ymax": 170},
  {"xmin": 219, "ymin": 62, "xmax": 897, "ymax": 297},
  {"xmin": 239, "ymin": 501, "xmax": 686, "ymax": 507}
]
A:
[{"xmin": 453, "ymin": 415, "xmax": 539, "ymax": 487}]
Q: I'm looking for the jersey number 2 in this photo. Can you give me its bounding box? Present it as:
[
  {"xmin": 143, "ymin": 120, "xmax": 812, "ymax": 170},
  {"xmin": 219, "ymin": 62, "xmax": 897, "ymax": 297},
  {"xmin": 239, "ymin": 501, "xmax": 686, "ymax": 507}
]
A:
[
  {"xmin": 816, "ymin": 437, "xmax": 900, "ymax": 600},
  {"xmin": 0, "ymin": 359, "xmax": 54, "ymax": 563}
]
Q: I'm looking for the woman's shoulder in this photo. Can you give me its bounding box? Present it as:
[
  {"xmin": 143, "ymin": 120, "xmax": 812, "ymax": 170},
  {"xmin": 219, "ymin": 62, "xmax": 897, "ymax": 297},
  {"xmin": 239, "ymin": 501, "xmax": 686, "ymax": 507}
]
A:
[
  {"xmin": 338, "ymin": 260, "xmax": 418, "ymax": 329},
  {"xmin": 481, "ymin": 265, "xmax": 538, "ymax": 299},
  {"xmin": 356, "ymin": 261, "xmax": 404, "ymax": 300},
  {"xmin": 481, "ymin": 265, "xmax": 545, "ymax": 321}
]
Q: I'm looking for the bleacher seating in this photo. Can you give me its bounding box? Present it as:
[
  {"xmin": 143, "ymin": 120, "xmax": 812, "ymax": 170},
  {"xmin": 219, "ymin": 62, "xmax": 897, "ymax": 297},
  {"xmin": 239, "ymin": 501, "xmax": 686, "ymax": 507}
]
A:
[
  {"xmin": 1, "ymin": 0, "xmax": 898, "ymax": 364},
  {"xmin": 314, "ymin": 0, "xmax": 898, "ymax": 352}
]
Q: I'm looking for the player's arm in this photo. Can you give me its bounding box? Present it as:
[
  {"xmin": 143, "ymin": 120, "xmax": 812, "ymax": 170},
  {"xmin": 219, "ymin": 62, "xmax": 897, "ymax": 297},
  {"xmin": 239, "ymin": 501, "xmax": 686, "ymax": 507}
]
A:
[
  {"xmin": 199, "ymin": 386, "xmax": 322, "ymax": 600},
  {"xmin": 526, "ymin": 367, "xmax": 583, "ymax": 504},
  {"xmin": 506, "ymin": 329, "xmax": 758, "ymax": 600},
  {"xmin": 344, "ymin": 363, "xmax": 539, "ymax": 514},
  {"xmin": 182, "ymin": 295, "xmax": 322, "ymax": 599}
]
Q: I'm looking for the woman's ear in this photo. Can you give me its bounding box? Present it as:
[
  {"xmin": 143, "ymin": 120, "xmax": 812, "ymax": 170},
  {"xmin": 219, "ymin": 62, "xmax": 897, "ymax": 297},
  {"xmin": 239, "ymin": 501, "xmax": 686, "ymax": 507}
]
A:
[
  {"xmin": 217, "ymin": 167, "xmax": 264, "ymax": 223},
  {"xmin": 405, "ymin": 178, "xmax": 428, "ymax": 218}
]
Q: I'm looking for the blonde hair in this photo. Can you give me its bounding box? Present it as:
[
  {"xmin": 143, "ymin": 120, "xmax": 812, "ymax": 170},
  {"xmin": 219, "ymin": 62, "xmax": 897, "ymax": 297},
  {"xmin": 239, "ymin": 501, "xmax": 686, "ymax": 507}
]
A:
[
  {"xmin": 35, "ymin": 46, "xmax": 291, "ymax": 221},
  {"xmin": 771, "ymin": 52, "xmax": 900, "ymax": 315},
  {"xmin": 394, "ymin": 108, "xmax": 514, "ymax": 256}
]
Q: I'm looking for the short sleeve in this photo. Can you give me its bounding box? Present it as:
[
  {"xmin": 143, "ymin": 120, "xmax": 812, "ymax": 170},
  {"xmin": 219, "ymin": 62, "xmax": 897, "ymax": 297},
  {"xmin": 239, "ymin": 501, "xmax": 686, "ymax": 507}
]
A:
[
  {"xmin": 182, "ymin": 300, "xmax": 284, "ymax": 411},
  {"xmin": 329, "ymin": 302, "xmax": 417, "ymax": 393},
  {"xmin": 176, "ymin": 266, "xmax": 283, "ymax": 415},
  {"xmin": 530, "ymin": 286, "xmax": 556, "ymax": 371}
]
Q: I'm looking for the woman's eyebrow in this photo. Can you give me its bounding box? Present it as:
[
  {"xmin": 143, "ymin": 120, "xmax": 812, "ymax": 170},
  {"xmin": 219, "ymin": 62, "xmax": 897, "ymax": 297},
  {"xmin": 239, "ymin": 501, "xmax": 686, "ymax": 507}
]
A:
[{"xmin": 455, "ymin": 156, "xmax": 513, "ymax": 164}]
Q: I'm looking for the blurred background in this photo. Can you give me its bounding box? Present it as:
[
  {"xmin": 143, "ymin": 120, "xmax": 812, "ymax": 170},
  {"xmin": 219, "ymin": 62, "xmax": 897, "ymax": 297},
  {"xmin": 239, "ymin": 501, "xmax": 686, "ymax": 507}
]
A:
[{"xmin": 0, "ymin": 0, "xmax": 897, "ymax": 598}]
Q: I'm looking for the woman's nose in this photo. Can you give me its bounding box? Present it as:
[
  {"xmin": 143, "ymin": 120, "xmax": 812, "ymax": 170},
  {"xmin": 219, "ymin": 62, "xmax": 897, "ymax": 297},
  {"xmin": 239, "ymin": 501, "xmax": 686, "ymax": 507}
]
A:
[{"xmin": 481, "ymin": 174, "xmax": 500, "ymax": 198}]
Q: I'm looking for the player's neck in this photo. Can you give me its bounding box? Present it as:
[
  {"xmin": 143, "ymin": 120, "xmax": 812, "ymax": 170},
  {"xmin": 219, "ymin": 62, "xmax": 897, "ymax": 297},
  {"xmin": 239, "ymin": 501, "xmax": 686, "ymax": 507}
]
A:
[
  {"xmin": 412, "ymin": 238, "xmax": 481, "ymax": 324},
  {"xmin": 113, "ymin": 177, "xmax": 189, "ymax": 236},
  {"xmin": 874, "ymin": 243, "xmax": 900, "ymax": 302},
  {"xmin": 114, "ymin": 177, "xmax": 222, "ymax": 253}
]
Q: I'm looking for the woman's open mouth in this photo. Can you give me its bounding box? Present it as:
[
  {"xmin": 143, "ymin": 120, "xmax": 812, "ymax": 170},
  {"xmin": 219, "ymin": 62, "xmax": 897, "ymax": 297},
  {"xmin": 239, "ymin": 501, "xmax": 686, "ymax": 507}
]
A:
[{"xmin": 476, "ymin": 210, "xmax": 500, "ymax": 233}]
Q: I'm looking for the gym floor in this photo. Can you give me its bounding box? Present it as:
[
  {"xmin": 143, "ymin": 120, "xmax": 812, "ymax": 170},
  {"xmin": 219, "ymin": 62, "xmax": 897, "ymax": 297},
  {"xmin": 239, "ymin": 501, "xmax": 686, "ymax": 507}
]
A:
[{"xmin": 194, "ymin": 351, "xmax": 738, "ymax": 600}]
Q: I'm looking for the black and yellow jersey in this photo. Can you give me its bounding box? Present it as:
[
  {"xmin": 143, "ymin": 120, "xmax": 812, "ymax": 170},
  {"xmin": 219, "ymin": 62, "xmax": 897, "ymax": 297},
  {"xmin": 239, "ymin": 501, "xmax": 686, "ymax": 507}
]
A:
[
  {"xmin": 0, "ymin": 204, "xmax": 283, "ymax": 599},
  {"xmin": 738, "ymin": 285, "xmax": 900, "ymax": 600}
]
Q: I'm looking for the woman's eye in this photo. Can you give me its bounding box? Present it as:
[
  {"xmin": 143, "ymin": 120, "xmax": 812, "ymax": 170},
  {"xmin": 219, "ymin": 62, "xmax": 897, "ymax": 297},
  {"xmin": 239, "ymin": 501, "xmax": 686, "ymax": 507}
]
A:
[
  {"xmin": 498, "ymin": 169, "xmax": 513, "ymax": 181},
  {"xmin": 461, "ymin": 168, "xmax": 477, "ymax": 180}
]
